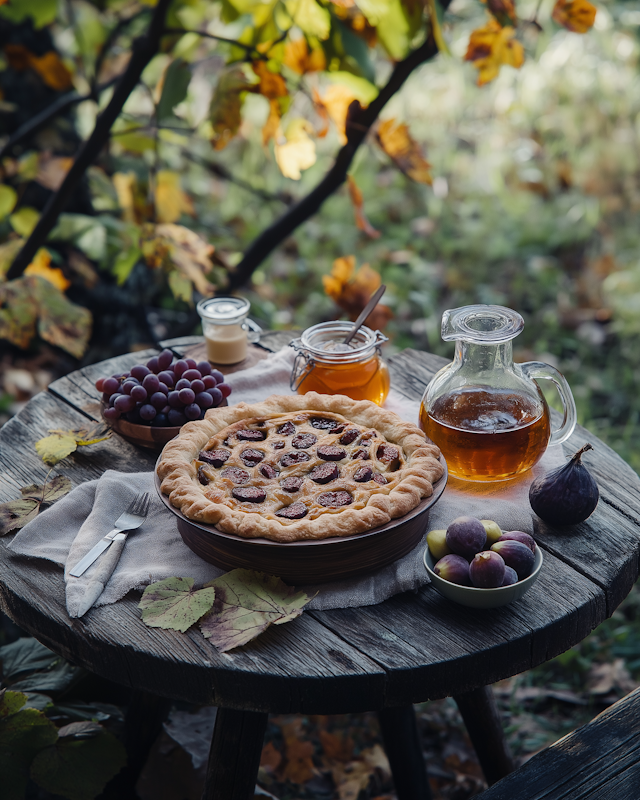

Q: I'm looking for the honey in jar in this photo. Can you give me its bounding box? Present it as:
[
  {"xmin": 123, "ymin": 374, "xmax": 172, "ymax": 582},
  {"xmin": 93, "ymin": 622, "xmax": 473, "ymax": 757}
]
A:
[{"xmin": 290, "ymin": 322, "xmax": 390, "ymax": 405}]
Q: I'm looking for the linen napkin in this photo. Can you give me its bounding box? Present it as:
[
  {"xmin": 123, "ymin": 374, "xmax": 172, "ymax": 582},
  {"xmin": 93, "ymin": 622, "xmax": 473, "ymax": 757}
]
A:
[{"xmin": 8, "ymin": 347, "xmax": 566, "ymax": 615}]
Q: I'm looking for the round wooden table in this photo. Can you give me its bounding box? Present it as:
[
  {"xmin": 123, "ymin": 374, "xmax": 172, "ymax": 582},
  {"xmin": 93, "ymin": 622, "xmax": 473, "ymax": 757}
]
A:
[{"xmin": 2, "ymin": 333, "xmax": 640, "ymax": 800}]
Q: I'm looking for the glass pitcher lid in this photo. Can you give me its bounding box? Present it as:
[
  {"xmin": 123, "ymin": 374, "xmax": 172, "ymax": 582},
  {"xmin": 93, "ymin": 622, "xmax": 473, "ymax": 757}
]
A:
[{"xmin": 442, "ymin": 305, "xmax": 524, "ymax": 344}]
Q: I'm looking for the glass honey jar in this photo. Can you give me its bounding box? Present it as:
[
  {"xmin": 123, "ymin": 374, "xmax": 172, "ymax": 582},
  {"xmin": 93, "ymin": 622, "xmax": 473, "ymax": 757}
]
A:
[{"xmin": 289, "ymin": 321, "xmax": 390, "ymax": 405}]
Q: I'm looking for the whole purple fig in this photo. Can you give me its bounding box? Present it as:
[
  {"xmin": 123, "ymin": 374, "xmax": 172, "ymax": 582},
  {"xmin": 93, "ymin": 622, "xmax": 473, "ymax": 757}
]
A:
[
  {"xmin": 434, "ymin": 554, "xmax": 471, "ymax": 586},
  {"xmin": 501, "ymin": 566, "xmax": 519, "ymax": 586},
  {"xmin": 498, "ymin": 531, "xmax": 536, "ymax": 554},
  {"xmin": 491, "ymin": 540, "xmax": 535, "ymax": 580},
  {"xmin": 470, "ymin": 551, "xmax": 506, "ymax": 588},
  {"xmin": 529, "ymin": 443, "xmax": 599, "ymax": 526},
  {"xmin": 446, "ymin": 516, "xmax": 487, "ymax": 560}
]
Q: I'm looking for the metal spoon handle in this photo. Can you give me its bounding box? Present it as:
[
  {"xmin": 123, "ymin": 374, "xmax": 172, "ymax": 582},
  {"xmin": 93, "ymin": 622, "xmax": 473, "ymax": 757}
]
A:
[{"xmin": 343, "ymin": 285, "xmax": 387, "ymax": 345}]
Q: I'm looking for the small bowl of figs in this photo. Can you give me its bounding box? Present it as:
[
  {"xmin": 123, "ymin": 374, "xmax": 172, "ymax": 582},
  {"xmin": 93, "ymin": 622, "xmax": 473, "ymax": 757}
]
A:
[{"xmin": 423, "ymin": 516, "xmax": 543, "ymax": 609}]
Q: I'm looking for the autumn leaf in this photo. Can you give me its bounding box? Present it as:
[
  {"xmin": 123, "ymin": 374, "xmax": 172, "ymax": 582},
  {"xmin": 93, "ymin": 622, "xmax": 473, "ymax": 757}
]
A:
[
  {"xmin": 146, "ymin": 223, "xmax": 216, "ymax": 298},
  {"xmin": 312, "ymin": 88, "xmax": 330, "ymax": 137},
  {"xmin": 262, "ymin": 99, "xmax": 281, "ymax": 146},
  {"xmin": 209, "ymin": 69, "xmax": 253, "ymax": 151},
  {"xmin": 4, "ymin": 45, "xmax": 72, "ymax": 91},
  {"xmin": 323, "ymin": 255, "xmax": 392, "ymax": 328},
  {"xmin": 0, "ymin": 476, "xmax": 72, "ymax": 536},
  {"xmin": 346, "ymin": 175, "xmax": 380, "ymax": 238},
  {"xmin": 154, "ymin": 171, "xmax": 194, "ymax": 224},
  {"xmin": 316, "ymin": 85, "xmax": 359, "ymax": 144},
  {"xmin": 34, "ymin": 153, "xmax": 73, "ymax": 192},
  {"xmin": 199, "ymin": 569, "xmax": 311, "ymax": 652},
  {"xmin": 484, "ymin": 0, "xmax": 518, "ymax": 26},
  {"xmin": 274, "ymin": 119, "xmax": 317, "ymax": 180},
  {"xmin": 10, "ymin": 207, "xmax": 39, "ymax": 237},
  {"xmin": 552, "ymin": 0, "xmax": 597, "ymax": 33},
  {"xmin": 284, "ymin": 37, "xmax": 327, "ymax": 74},
  {"xmin": 35, "ymin": 424, "xmax": 110, "ymax": 466},
  {"xmin": 464, "ymin": 19, "xmax": 524, "ymax": 86},
  {"xmin": 376, "ymin": 119, "xmax": 432, "ymax": 184},
  {"xmin": 139, "ymin": 577, "xmax": 216, "ymax": 633},
  {"xmin": 281, "ymin": 726, "xmax": 316, "ymax": 783},
  {"xmin": 24, "ymin": 249, "xmax": 70, "ymax": 291},
  {"xmin": 251, "ymin": 60, "xmax": 288, "ymax": 100}
]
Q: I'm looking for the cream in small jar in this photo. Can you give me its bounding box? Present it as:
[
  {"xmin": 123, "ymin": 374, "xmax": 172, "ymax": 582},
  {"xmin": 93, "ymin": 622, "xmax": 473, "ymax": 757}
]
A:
[{"xmin": 197, "ymin": 297, "xmax": 253, "ymax": 364}]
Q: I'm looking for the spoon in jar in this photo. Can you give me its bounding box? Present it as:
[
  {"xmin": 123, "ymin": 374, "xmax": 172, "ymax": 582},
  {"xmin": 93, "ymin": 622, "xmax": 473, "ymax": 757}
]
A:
[{"xmin": 342, "ymin": 284, "xmax": 387, "ymax": 346}]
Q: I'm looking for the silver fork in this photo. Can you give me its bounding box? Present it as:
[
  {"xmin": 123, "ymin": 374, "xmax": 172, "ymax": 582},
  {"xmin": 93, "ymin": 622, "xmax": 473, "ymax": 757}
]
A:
[{"xmin": 69, "ymin": 492, "xmax": 151, "ymax": 578}]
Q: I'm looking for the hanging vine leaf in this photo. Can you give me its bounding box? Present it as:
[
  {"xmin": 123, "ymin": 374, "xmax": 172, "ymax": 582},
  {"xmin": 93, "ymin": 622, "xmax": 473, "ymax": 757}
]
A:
[
  {"xmin": 552, "ymin": 0, "xmax": 597, "ymax": 33},
  {"xmin": 200, "ymin": 569, "xmax": 311, "ymax": 652},
  {"xmin": 376, "ymin": 119, "xmax": 432, "ymax": 184},
  {"xmin": 274, "ymin": 119, "xmax": 317, "ymax": 180},
  {"xmin": 346, "ymin": 175, "xmax": 380, "ymax": 239},
  {"xmin": 464, "ymin": 19, "xmax": 524, "ymax": 86},
  {"xmin": 209, "ymin": 68, "xmax": 253, "ymax": 151}
]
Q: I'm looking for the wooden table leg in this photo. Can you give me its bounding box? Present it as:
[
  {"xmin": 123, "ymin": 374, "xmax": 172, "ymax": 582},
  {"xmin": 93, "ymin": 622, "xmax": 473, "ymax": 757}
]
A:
[
  {"xmin": 453, "ymin": 685, "xmax": 515, "ymax": 785},
  {"xmin": 378, "ymin": 705, "xmax": 432, "ymax": 800},
  {"xmin": 202, "ymin": 707, "xmax": 269, "ymax": 800}
]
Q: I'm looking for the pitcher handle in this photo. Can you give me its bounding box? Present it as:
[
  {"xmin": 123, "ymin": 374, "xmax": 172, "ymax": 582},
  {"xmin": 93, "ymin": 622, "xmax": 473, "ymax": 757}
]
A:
[{"xmin": 520, "ymin": 361, "xmax": 577, "ymax": 446}]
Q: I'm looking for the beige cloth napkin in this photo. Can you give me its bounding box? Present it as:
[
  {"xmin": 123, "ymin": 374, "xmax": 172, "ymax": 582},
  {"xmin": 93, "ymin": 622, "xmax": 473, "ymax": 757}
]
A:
[{"xmin": 8, "ymin": 348, "xmax": 565, "ymax": 615}]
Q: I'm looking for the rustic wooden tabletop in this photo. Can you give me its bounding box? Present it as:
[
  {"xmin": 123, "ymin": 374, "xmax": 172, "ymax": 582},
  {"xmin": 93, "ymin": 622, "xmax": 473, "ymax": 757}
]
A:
[{"xmin": 1, "ymin": 332, "xmax": 639, "ymax": 800}]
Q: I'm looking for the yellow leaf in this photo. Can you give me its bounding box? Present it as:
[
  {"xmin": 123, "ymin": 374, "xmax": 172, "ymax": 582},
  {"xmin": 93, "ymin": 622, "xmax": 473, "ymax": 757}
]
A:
[
  {"xmin": 35, "ymin": 153, "xmax": 73, "ymax": 191},
  {"xmin": 0, "ymin": 185, "xmax": 17, "ymax": 220},
  {"xmin": 147, "ymin": 224, "xmax": 216, "ymax": 298},
  {"xmin": 322, "ymin": 254, "xmax": 356, "ymax": 300},
  {"xmin": 113, "ymin": 172, "xmax": 137, "ymax": 223},
  {"xmin": 464, "ymin": 20, "xmax": 524, "ymax": 86},
  {"xmin": 155, "ymin": 170, "xmax": 192, "ymax": 224},
  {"xmin": 274, "ymin": 119, "xmax": 316, "ymax": 180},
  {"xmin": 317, "ymin": 85, "xmax": 358, "ymax": 144},
  {"xmin": 24, "ymin": 249, "xmax": 70, "ymax": 291},
  {"xmin": 346, "ymin": 175, "xmax": 380, "ymax": 238},
  {"xmin": 323, "ymin": 255, "xmax": 392, "ymax": 327},
  {"xmin": 35, "ymin": 434, "xmax": 78, "ymax": 466},
  {"xmin": 4, "ymin": 45, "xmax": 73, "ymax": 91},
  {"xmin": 251, "ymin": 60, "xmax": 288, "ymax": 99},
  {"xmin": 285, "ymin": 0, "xmax": 331, "ymax": 39},
  {"xmin": 552, "ymin": 0, "xmax": 597, "ymax": 33},
  {"xmin": 10, "ymin": 207, "xmax": 39, "ymax": 237},
  {"xmin": 283, "ymin": 37, "xmax": 327, "ymax": 74},
  {"xmin": 262, "ymin": 99, "xmax": 281, "ymax": 146},
  {"xmin": 376, "ymin": 118, "xmax": 432, "ymax": 184},
  {"xmin": 209, "ymin": 69, "xmax": 253, "ymax": 151}
]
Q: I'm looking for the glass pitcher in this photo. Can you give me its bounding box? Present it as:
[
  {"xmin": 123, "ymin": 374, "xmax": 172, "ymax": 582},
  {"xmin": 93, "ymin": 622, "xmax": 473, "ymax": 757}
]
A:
[{"xmin": 419, "ymin": 305, "xmax": 576, "ymax": 482}]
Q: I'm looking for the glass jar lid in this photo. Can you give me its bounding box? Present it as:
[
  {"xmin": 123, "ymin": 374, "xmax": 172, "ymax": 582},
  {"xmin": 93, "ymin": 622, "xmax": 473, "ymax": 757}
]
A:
[
  {"xmin": 197, "ymin": 296, "xmax": 250, "ymax": 325},
  {"xmin": 298, "ymin": 321, "xmax": 386, "ymax": 363}
]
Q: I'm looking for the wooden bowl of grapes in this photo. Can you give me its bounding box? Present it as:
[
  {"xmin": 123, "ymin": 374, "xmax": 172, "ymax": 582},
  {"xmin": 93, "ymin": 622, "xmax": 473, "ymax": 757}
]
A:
[{"xmin": 98, "ymin": 349, "xmax": 230, "ymax": 452}]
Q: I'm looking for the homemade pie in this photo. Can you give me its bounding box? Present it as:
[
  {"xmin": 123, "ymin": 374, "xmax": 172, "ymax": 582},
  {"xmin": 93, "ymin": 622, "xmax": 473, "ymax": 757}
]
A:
[{"xmin": 157, "ymin": 393, "xmax": 444, "ymax": 543}]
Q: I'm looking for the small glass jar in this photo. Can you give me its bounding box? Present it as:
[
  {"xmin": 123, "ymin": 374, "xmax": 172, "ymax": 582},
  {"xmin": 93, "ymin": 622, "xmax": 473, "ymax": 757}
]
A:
[
  {"xmin": 289, "ymin": 321, "xmax": 390, "ymax": 405},
  {"xmin": 197, "ymin": 297, "xmax": 260, "ymax": 365}
]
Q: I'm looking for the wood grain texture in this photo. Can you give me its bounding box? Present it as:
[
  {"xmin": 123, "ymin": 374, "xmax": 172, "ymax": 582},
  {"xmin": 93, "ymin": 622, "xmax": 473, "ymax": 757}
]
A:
[
  {"xmin": 0, "ymin": 337, "xmax": 638, "ymax": 714},
  {"xmin": 475, "ymin": 687, "xmax": 640, "ymax": 800}
]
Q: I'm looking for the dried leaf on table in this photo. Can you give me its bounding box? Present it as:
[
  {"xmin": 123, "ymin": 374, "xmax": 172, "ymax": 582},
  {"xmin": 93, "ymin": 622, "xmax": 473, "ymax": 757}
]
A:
[
  {"xmin": 552, "ymin": 0, "xmax": 597, "ymax": 32},
  {"xmin": 346, "ymin": 175, "xmax": 380, "ymax": 239},
  {"xmin": 0, "ymin": 498, "xmax": 40, "ymax": 536},
  {"xmin": 199, "ymin": 569, "xmax": 311, "ymax": 652},
  {"xmin": 140, "ymin": 577, "xmax": 216, "ymax": 633},
  {"xmin": 35, "ymin": 424, "xmax": 110, "ymax": 466},
  {"xmin": 464, "ymin": 20, "xmax": 524, "ymax": 86},
  {"xmin": 376, "ymin": 119, "xmax": 432, "ymax": 185}
]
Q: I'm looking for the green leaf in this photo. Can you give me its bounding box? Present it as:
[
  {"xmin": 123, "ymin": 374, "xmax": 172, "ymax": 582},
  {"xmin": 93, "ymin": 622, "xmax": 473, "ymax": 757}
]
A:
[
  {"xmin": 0, "ymin": 185, "xmax": 17, "ymax": 221},
  {"xmin": 9, "ymin": 207, "xmax": 39, "ymax": 237},
  {"xmin": 0, "ymin": 704, "xmax": 58, "ymax": 800},
  {"xmin": 0, "ymin": 477, "xmax": 72, "ymax": 536},
  {"xmin": 199, "ymin": 570, "xmax": 311, "ymax": 652},
  {"xmin": 0, "ymin": 0, "xmax": 58, "ymax": 28},
  {"xmin": 157, "ymin": 59, "xmax": 192, "ymax": 121},
  {"xmin": 337, "ymin": 22, "xmax": 376, "ymax": 83},
  {"xmin": 11, "ymin": 660, "xmax": 81, "ymax": 695},
  {"xmin": 0, "ymin": 689, "xmax": 28, "ymax": 718},
  {"xmin": 285, "ymin": 0, "xmax": 331, "ymax": 39},
  {"xmin": 139, "ymin": 577, "xmax": 216, "ymax": 632},
  {"xmin": 328, "ymin": 72, "xmax": 379, "ymax": 104},
  {"xmin": 30, "ymin": 725, "xmax": 126, "ymax": 800},
  {"xmin": 113, "ymin": 247, "xmax": 141, "ymax": 285},
  {"xmin": 35, "ymin": 434, "xmax": 78, "ymax": 467},
  {"xmin": 0, "ymin": 640, "xmax": 57, "ymax": 684},
  {"xmin": 114, "ymin": 131, "xmax": 157, "ymax": 155},
  {"xmin": 168, "ymin": 270, "xmax": 193, "ymax": 304}
]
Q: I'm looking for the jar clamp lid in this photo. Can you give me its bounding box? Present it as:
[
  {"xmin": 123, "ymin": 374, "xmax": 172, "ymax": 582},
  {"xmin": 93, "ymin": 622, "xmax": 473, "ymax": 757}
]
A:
[{"xmin": 197, "ymin": 297, "xmax": 250, "ymax": 325}]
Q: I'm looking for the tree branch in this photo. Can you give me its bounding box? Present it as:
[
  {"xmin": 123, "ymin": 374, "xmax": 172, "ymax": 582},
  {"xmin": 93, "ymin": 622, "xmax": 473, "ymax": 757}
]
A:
[
  {"xmin": 226, "ymin": 30, "xmax": 444, "ymax": 292},
  {"xmin": 6, "ymin": 0, "xmax": 173, "ymax": 281}
]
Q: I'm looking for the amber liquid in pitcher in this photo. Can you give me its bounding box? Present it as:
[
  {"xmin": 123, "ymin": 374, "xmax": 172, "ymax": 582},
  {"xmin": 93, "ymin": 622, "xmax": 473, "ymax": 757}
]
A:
[
  {"xmin": 298, "ymin": 357, "xmax": 390, "ymax": 405},
  {"xmin": 420, "ymin": 386, "xmax": 550, "ymax": 481}
]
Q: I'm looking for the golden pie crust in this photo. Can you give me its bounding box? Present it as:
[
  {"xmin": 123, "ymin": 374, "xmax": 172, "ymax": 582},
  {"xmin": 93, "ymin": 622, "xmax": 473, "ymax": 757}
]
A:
[{"xmin": 157, "ymin": 393, "xmax": 444, "ymax": 543}]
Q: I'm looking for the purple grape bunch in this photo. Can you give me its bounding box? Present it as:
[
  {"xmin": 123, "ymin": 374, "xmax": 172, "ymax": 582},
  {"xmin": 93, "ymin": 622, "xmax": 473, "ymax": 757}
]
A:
[{"xmin": 97, "ymin": 349, "xmax": 231, "ymax": 428}]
